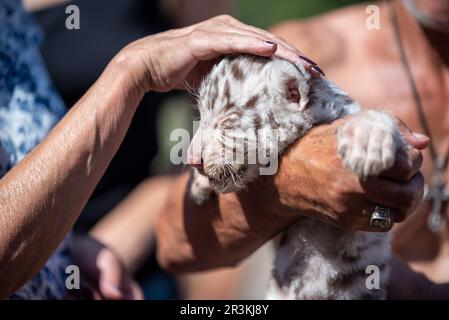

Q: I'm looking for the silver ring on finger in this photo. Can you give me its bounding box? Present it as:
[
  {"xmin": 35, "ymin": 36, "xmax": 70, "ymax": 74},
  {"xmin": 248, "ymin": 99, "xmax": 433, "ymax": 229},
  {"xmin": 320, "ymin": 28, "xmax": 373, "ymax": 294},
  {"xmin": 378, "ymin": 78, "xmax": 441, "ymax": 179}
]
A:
[{"xmin": 370, "ymin": 206, "xmax": 391, "ymax": 229}]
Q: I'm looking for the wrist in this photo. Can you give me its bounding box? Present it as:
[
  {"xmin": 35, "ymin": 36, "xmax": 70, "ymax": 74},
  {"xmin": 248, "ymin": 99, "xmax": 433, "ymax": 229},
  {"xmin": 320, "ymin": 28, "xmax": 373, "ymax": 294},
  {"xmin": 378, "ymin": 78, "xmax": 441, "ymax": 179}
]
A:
[{"xmin": 109, "ymin": 46, "xmax": 151, "ymax": 99}]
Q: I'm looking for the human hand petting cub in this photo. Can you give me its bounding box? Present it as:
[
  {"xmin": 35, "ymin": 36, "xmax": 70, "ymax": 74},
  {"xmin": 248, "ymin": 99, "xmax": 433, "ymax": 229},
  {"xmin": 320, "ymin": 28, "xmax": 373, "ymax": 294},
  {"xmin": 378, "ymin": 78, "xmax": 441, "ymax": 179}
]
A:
[{"xmin": 112, "ymin": 15, "xmax": 322, "ymax": 94}]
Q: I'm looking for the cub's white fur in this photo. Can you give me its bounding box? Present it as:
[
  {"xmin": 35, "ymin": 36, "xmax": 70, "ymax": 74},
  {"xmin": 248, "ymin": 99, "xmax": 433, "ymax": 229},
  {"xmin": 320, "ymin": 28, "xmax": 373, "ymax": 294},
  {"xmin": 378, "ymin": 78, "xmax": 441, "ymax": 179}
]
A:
[{"xmin": 188, "ymin": 55, "xmax": 405, "ymax": 299}]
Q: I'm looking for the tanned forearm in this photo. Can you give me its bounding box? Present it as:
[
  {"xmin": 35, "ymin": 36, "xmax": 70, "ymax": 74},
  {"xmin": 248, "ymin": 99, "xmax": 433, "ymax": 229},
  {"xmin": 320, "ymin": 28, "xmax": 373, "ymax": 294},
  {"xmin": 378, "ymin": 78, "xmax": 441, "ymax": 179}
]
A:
[
  {"xmin": 156, "ymin": 119, "xmax": 427, "ymax": 274},
  {"xmin": 156, "ymin": 173, "xmax": 293, "ymax": 273},
  {"xmin": 90, "ymin": 176, "xmax": 173, "ymax": 273},
  {"xmin": 0, "ymin": 57, "xmax": 143, "ymax": 298},
  {"xmin": 22, "ymin": 0, "xmax": 69, "ymax": 12},
  {"xmin": 0, "ymin": 14, "xmax": 313, "ymax": 297}
]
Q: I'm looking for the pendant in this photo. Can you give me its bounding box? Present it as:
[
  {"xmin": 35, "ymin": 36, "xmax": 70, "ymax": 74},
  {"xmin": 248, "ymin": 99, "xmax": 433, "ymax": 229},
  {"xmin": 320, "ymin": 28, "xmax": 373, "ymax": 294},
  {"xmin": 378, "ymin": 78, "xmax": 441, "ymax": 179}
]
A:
[
  {"xmin": 424, "ymin": 184, "xmax": 448, "ymax": 232},
  {"xmin": 424, "ymin": 161, "xmax": 449, "ymax": 232}
]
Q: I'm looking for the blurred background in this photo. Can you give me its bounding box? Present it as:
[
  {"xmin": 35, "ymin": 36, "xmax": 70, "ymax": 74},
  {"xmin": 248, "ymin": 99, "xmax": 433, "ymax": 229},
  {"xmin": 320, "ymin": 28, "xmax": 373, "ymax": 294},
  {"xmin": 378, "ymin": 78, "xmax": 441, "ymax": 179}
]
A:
[
  {"xmin": 28, "ymin": 0, "xmax": 363, "ymax": 300},
  {"xmin": 239, "ymin": 0, "xmax": 363, "ymax": 27}
]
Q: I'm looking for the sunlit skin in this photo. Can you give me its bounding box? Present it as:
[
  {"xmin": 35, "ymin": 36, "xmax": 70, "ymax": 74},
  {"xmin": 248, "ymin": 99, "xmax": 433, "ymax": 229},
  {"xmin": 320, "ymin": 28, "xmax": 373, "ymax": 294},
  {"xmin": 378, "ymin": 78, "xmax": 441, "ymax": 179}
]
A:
[
  {"xmin": 271, "ymin": 0, "xmax": 449, "ymax": 289},
  {"xmin": 156, "ymin": 1, "xmax": 449, "ymax": 299},
  {"xmin": 0, "ymin": 15, "xmax": 310, "ymax": 298},
  {"xmin": 155, "ymin": 11, "xmax": 445, "ymax": 300},
  {"xmin": 0, "ymin": 2, "xmax": 441, "ymax": 299}
]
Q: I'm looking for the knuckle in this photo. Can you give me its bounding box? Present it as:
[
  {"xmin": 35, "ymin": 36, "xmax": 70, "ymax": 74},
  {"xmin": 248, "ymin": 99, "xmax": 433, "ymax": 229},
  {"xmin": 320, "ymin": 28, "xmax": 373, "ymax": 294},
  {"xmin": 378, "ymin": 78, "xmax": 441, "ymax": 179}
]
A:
[
  {"xmin": 200, "ymin": 16, "xmax": 218, "ymax": 28},
  {"xmin": 188, "ymin": 28, "xmax": 198, "ymax": 40},
  {"xmin": 412, "ymin": 150, "xmax": 424, "ymax": 170},
  {"xmin": 398, "ymin": 175, "xmax": 422, "ymax": 202},
  {"xmin": 271, "ymin": 34, "xmax": 285, "ymax": 44},
  {"xmin": 398, "ymin": 188, "xmax": 417, "ymax": 209},
  {"xmin": 191, "ymin": 28, "xmax": 205, "ymax": 38},
  {"xmin": 216, "ymin": 14, "xmax": 233, "ymax": 22},
  {"xmin": 411, "ymin": 174, "xmax": 425, "ymax": 205},
  {"xmin": 415, "ymin": 171, "xmax": 425, "ymax": 188},
  {"xmin": 395, "ymin": 157, "xmax": 414, "ymax": 180},
  {"xmin": 188, "ymin": 30, "xmax": 208, "ymax": 49},
  {"xmin": 403, "ymin": 161, "xmax": 414, "ymax": 178},
  {"xmin": 394, "ymin": 149, "xmax": 423, "ymax": 180}
]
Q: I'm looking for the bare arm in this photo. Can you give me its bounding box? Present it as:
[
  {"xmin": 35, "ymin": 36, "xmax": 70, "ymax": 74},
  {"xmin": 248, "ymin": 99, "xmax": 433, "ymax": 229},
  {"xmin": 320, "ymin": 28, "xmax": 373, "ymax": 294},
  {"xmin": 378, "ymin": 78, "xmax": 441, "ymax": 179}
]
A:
[
  {"xmin": 157, "ymin": 16, "xmax": 428, "ymax": 273},
  {"xmin": 156, "ymin": 173, "xmax": 289, "ymax": 272},
  {"xmin": 22, "ymin": 0, "xmax": 69, "ymax": 12},
  {"xmin": 157, "ymin": 120, "xmax": 427, "ymax": 273},
  {"xmin": 90, "ymin": 176, "xmax": 173, "ymax": 273},
  {"xmin": 0, "ymin": 15, "xmax": 310, "ymax": 298},
  {"xmin": 0, "ymin": 56, "xmax": 142, "ymax": 298}
]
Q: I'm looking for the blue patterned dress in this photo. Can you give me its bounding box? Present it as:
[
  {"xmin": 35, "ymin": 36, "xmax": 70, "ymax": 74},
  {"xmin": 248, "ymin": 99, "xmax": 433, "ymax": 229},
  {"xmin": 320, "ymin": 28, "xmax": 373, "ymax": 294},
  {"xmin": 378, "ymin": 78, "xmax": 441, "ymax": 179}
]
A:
[{"xmin": 0, "ymin": 0, "xmax": 72, "ymax": 299}]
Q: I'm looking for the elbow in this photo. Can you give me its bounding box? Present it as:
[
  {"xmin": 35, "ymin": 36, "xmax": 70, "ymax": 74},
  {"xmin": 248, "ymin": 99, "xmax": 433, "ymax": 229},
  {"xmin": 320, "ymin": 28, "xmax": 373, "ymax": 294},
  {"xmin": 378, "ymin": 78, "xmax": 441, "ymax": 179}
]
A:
[
  {"xmin": 156, "ymin": 245, "xmax": 186, "ymax": 274},
  {"xmin": 155, "ymin": 206, "xmax": 190, "ymax": 274},
  {"xmin": 154, "ymin": 174, "xmax": 247, "ymax": 273},
  {"xmin": 155, "ymin": 220, "xmax": 244, "ymax": 274},
  {"xmin": 156, "ymin": 243, "xmax": 242, "ymax": 274},
  {"xmin": 155, "ymin": 215, "xmax": 198, "ymax": 274},
  {"xmin": 155, "ymin": 220, "xmax": 240, "ymax": 274},
  {"xmin": 155, "ymin": 233, "xmax": 194, "ymax": 274}
]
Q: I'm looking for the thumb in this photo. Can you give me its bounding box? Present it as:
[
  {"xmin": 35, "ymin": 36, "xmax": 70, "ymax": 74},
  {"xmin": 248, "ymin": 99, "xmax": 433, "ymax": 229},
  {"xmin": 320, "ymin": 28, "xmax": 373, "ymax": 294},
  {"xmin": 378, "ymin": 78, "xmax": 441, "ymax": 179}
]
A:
[
  {"xmin": 97, "ymin": 251, "xmax": 125, "ymax": 300},
  {"xmin": 99, "ymin": 279, "xmax": 123, "ymax": 300},
  {"xmin": 396, "ymin": 119, "xmax": 429, "ymax": 150}
]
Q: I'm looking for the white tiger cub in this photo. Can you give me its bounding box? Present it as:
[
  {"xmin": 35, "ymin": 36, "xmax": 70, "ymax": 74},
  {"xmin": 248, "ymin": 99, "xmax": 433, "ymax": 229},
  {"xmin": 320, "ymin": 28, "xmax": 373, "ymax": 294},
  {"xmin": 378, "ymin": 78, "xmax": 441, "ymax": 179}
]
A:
[{"xmin": 187, "ymin": 55, "xmax": 406, "ymax": 299}]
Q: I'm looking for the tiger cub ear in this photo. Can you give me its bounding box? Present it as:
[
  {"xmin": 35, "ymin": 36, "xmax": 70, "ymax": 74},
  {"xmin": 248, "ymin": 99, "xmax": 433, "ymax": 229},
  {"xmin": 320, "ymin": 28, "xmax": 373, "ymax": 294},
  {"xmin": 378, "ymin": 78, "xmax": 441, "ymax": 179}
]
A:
[
  {"xmin": 267, "ymin": 59, "xmax": 311, "ymax": 109},
  {"xmin": 285, "ymin": 78, "xmax": 300, "ymax": 103}
]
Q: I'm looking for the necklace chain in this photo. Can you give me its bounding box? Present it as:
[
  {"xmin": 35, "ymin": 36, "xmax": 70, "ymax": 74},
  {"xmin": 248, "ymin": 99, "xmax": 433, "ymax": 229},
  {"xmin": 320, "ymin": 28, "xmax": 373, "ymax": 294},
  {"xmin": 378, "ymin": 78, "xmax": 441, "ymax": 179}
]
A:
[{"xmin": 389, "ymin": 0, "xmax": 449, "ymax": 231}]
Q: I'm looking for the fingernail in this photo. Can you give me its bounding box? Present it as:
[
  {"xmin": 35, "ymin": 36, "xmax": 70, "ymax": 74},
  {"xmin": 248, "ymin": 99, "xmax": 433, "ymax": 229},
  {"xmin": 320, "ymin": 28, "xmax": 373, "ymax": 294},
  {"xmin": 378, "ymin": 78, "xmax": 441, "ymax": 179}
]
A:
[
  {"xmin": 412, "ymin": 132, "xmax": 429, "ymax": 140},
  {"xmin": 264, "ymin": 40, "xmax": 276, "ymax": 47},
  {"xmin": 311, "ymin": 65, "xmax": 325, "ymax": 76},
  {"xmin": 299, "ymin": 55, "xmax": 317, "ymax": 65}
]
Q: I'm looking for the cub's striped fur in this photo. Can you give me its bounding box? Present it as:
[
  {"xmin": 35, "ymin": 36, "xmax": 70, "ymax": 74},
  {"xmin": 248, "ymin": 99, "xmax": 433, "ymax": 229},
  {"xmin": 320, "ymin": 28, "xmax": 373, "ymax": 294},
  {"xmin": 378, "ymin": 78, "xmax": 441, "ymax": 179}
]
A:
[{"xmin": 188, "ymin": 55, "xmax": 404, "ymax": 299}]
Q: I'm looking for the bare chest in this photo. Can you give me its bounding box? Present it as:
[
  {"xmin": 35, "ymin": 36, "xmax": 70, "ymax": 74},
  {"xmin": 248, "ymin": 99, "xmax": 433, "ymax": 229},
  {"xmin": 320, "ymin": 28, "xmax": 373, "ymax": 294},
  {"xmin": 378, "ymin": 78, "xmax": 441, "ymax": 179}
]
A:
[
  {"xmin": 329, "ymin": 62, "xmax": 449, "ymax": 268},
  {"xmin": 330, "ymin": 62, "xmax": 449, "ymax": 185}
]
